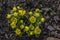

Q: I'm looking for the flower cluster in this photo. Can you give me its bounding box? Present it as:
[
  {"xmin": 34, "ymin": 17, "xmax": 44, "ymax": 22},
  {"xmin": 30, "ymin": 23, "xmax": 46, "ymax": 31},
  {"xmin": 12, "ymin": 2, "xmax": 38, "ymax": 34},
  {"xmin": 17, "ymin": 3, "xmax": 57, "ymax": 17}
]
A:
[{"xmin": 6, "ymin": 6, "xmax": 45, "ymax": 37}]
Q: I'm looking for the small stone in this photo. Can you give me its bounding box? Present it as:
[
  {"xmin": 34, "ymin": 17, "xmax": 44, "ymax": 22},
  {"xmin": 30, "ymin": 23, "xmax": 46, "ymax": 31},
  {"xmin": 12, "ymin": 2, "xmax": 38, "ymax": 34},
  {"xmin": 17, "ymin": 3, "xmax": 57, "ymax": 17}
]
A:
[
  {"xmin": 5, "ymin": 34, "xmax": 8, "ymax": 39},
  {"xmin": 51, "ymin": 31, "xmax": 55, "ymax": 35},
  {"xmin": 47, "ymin": 37, "xmax": 54, "ymax": 40},
  {"xmin": 57, "ymin": 34, "xmax": 60, "ymax": 38},
  {"xmin": 54, "ymin": 16, "xmax": 60, "ymax": 21},
  {"xmin": 45, "ymin": 15, "xmax": 50, "ymax": 19},
  {"xmin": 56, "ymin": 25, "xmax": 60, "ymax": 30},
  {"xmin": 47, "ymin": 25, "xmax": 55, "ymax": 31}
]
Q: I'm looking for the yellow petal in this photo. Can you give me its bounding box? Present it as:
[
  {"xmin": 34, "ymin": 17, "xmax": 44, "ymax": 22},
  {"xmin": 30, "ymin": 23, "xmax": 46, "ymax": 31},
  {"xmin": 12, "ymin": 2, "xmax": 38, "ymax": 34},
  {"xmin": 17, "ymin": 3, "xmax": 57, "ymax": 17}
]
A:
[
  {"xmin": 24, "ymin": 26, "xmax": 29, "ymax": 32},
  {"xmin": 41, "ymin": 17, "xmax": 45, "ymax": 22},
  {"xmin": 20, "ymin": 25, "xmax": 24, "ymax": 29},
  {"xmin": 15, "ymin": 28, "xmax": 21, "ymax": 35},
  {"xmin": 29, "ymin": 11, "xmax": 33, "ymax": 15},
  {"xmin": 6, "ymin": 14, "xmax": 11, "ymax": 19},
  {"xmin": 10, "ymin": 22, "xmax": 16, "ymax": 29},
  {"xmin": 34, "ymin": 27, "xmax": 41, "ymax": 35},
  {"xmin": 13, "ymin": 6, "xmax": 17, "ymax": 11},
  {"xmin": 20, "ymin": 20, "xmax": 23, "ymax": 23},
  {"xmin": 29, "ymin": 16, "xmax": 36, "ymax": 23},
  {"xmin": 30, "ymin": 26, "xmax": 34, "ymax": 30},
  {"xmin": 35, "ymin": 8, "xmax": 40, "ymax": 12},
  {"xmin": 30, "ymin": 31, "xmax": 33, "ymax": 35},
  {"xmin": 14, "ymin": 12, "xmax": 18, "ymax": 16},
  {"xmin": 17, "ymin": 6, "xmax": 20, "ymax": 9},
  {"xmin": 35, "ymin": 13, "xmax": 40, "ymax": 17}
]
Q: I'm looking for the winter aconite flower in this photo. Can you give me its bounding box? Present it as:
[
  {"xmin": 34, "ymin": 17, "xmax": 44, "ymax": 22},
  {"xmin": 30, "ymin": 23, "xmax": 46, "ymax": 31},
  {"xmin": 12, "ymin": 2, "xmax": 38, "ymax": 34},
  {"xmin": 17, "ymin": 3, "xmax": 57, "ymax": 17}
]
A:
[
  {"xmin": 19, "ymin": 10, "xmax": 26, "ymax": 16},
  {"xmin": 14, "ymin": 12, "xmax": 18, "ymax": 17},
  {"xmin": 34, "ymin": 27, "xmax": 41, "ymax": 35},
  {"xmin": 29, "ymin": 31, "xmax": 34, "ymax": 35},
  {"xmin": 11, "ymin": 17, "xmax": 17, "ymax": 24},
  {"xmin": 30, "ymin": 25, "xmax": 35, "ymax": 30},
  {"xmin": 15, "ymin": 28, "xmax": 21, "ymax": 35},
  {"xmin": 13, "ymin": 6, "xmax": 17, "ymax": 11},
  {"xmin": 41, "ymin": 17, "xmax": 45, "ymax": 22},
  {"xmin": 20, "ymin": 20, "xmax": 24, "ymax": 23},
  {"xmin": 6, "ymin": 14, "xmax": 11, "ymax": 19},
  {"xmin": 10, "ymin": 22, "xmax": 16, "ymax": 29},
  {"xmin": 17, "ymin": 6, "xmax": 20, "ymax": 9},
  {"xmin": 29, "ymin": 11, "xmax": 33, "ymax": 15},
  {"xmin": 22, "ymin": 10, "xmax": 26, "ymax": 15},
  {"xmin": 24, "ymin": 26, "xmax": 29, "ymax": 32},
  {"xmin": 29, "ymin": 16, "xmax": 36, "ymax": 23},
  {"xmin": 35, "ymin": 13, "xmax": 40, "ymax": 17},
  {"xmin": 35, "ymin": 8, "xmax": 40, "ymax": 12},
  {"xmin": 19, "ymin": 10, "xmax": 22, "ymax": 13},
  {"xmin": 20, "ymin": 25, "xmax": 24, "ymax": 29}
]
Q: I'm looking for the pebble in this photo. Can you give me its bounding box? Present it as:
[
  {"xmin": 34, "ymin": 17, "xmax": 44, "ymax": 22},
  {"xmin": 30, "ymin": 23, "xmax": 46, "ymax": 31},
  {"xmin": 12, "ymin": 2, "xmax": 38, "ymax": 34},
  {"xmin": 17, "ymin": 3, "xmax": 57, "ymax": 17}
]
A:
[{"xmin": 47, "ymin": 25, "xmax": 55, "ymax": 31}]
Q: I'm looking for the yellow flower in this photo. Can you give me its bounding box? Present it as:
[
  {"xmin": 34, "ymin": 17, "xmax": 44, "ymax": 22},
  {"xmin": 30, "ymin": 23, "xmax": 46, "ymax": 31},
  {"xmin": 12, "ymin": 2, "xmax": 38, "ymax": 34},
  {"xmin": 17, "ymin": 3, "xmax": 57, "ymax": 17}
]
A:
[
  {"xmin": 29, "ymin": 11, "xmax": 33, "ymax": 15},
  {"xmin": 30, "ymin": 26, "xmax": 34, "ymax": 30},
  {"xmin": 34, "ymin": 27, "xmax": 41, "ymax": 35},
  {"xmin": 11, "ymin": 17, "xmax": 17, "ymax": 24},
  {"xmin": 17, "ymin": 6, "xmax": 20, "ymax": 9},
  {"xmin": 41, "ymin": 17, "xmax": 45, "ymax": 22},
  {"xmin": 20, "ymin": 25, "xmax": 24, "ymax": 29},
  {"xmin": 13, "ymin": 6, "xmax": 17, "ymax": 11},
  {"xmin": 14, "ymin": 12, "xmax": 18, "ymax": 16},
  {"xmin": 29, "ymin": 31, "xmax": 33, "ymax": 35},
  {"xmin": 24, "ymin": 26, "xmax": 29, "ymax": 32},
  {"xmin": 29, "ymin": 16, "xmax": 36, "ymax": 23},
  {"xmin": 35, "ymin": 13, "xmax": 40, "ymax": 17},
  {"xmin": 11, "ymin": 24, "xmax": 16, "ymax": 29},
  {"xmin": 22, "ymin": 10, "xmax": 26, "ymax": 15},
  {"xmin": 10, "ymin": 22, "xmax": 16, "ymax": 29},
  {"xmin": 15, "ymin": 28, "xmax": 21, "ymax": 35},
  {"xmin": 19, "ymin": 10, "xmax": 22, "ymax": 13},
  {"xmin": 20, "ymin": 20, "xmax": 23, "ymax": 23},
  {"xmin": 19, "ymin": 10, "xmax": 26, "ymax": 16},
  {"xmin": 6, "ymin": 14, "xmax": 11, "ymax": 19},
  {"xmin": 35, "ymin": 8, "xmax": 40, "ymax": 12}
]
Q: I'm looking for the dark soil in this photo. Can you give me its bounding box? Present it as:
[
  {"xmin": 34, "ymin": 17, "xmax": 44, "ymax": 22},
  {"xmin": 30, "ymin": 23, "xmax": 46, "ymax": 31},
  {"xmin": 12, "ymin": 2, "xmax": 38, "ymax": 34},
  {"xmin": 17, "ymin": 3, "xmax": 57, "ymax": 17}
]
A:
[{"xmin": 0, "ymin": 0, "xmax": 60, "ymax": 40}]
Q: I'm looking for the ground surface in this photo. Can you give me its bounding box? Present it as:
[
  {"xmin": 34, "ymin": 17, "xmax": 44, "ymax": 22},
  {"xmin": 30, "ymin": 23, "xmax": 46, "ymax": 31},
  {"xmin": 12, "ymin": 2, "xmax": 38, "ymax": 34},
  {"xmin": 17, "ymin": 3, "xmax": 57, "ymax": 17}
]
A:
[{"xmin": 0, "ymin": 0, "xmax": 60, "ymax": 40}]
